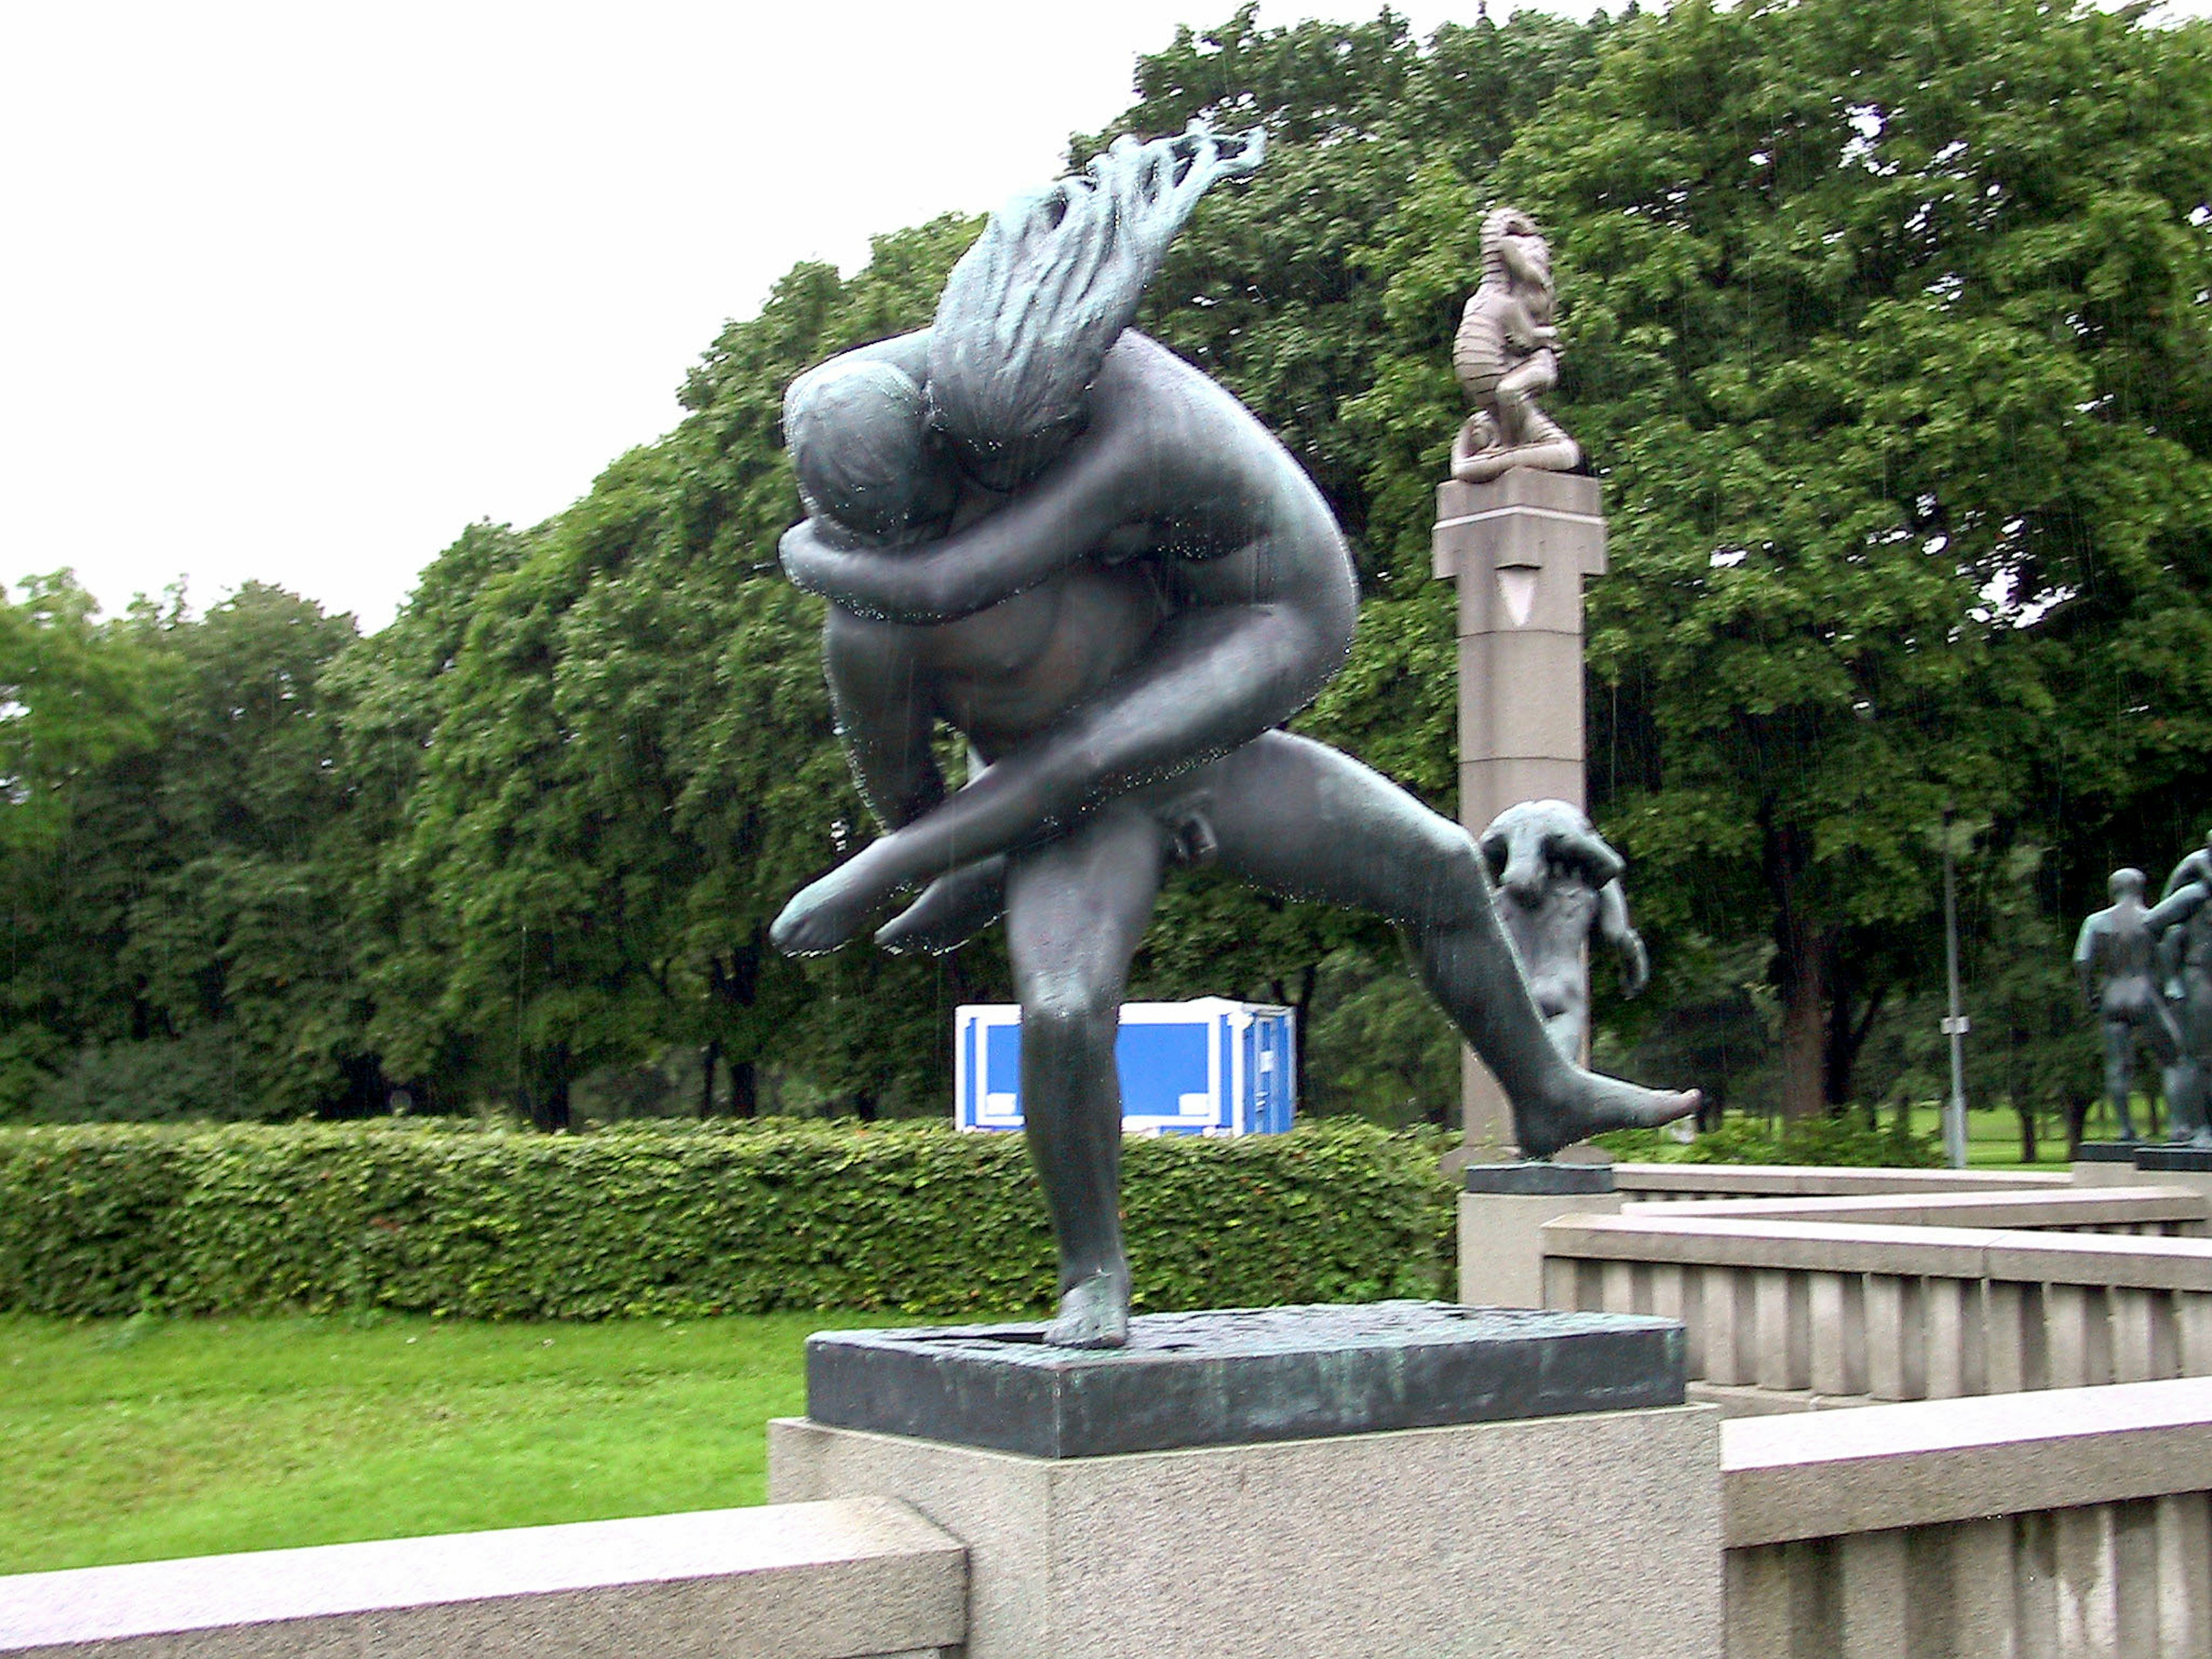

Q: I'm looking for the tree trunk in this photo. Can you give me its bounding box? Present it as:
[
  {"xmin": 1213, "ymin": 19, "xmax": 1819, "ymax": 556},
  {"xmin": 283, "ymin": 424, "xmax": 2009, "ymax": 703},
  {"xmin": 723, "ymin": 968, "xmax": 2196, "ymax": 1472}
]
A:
[
  {"xmin": 1764, "ymin": 814, "xmax": 1827, "ymax": 1122},
  {"xmin": 1823, "ymin": 972, "xmax": 1887, "ymax": 1112},
  {"xmin": 525, "ymin": 1068, "xmax": 571, "ymax": 1133},
  {"xmin": 704, "ymin": 936, "xmax": 764, "ymax": 1121},
  {"xmin": 727, "ymin": 1058, "xmax": 758, "ymax": 1119},
  {"xmin": 698, "ymin": 1039, "xmax": 721, "ymax": 1119}
]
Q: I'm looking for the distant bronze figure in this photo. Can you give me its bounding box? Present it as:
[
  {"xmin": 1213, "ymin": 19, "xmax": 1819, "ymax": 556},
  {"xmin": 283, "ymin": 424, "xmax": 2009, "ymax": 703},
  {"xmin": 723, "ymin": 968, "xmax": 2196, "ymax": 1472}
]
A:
[
  {"xmin": 1480, "ymin": 800, "xmax": 1648, "ymax": 1063},
  {"xmin": 773, "ymin": 132, "xmax": 1698, "ymax": 1348},
  {"xmin": 2146, "ymin": 865, "xmax": 2212, "ymax": 1148},
  {"xmin": 1450, "ymin": 207, "xmax": 1582, "ymax": 484},
  {"xmin": 2073, "ymin": 868, "xmax": 2179, "ymax": 1142}
]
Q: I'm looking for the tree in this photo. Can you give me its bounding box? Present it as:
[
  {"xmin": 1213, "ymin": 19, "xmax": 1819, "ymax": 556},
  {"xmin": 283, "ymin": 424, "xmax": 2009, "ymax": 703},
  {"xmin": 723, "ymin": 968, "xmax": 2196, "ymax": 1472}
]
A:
[{"xmin": 1400, "ymin": 0, "xmax": 2212, "ymax": 1116}]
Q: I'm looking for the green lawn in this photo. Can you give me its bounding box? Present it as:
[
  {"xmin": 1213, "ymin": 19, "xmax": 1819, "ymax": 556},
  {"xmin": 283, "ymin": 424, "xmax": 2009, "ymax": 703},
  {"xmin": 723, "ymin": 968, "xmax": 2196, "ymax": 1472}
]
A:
[
  {"xmin": 1895, "ymin": 1099, "xmax": 2156, "ymax": 1168},
  {"xmin": 0, "ymin": 1310, "xmax": 890, "ymax": 1576}
]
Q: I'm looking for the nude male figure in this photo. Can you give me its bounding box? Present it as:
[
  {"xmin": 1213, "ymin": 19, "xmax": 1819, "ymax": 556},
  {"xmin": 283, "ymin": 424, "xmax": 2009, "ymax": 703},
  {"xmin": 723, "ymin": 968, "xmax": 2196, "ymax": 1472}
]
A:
[{"xmin": 2073, "ymin": 867, "xmax": 2179, "ymax": 1142}]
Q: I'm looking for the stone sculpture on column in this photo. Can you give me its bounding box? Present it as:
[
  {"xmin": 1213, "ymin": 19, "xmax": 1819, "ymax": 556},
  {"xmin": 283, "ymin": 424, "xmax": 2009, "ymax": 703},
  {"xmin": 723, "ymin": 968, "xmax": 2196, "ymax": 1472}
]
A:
[
  {"xmin": 1480, "ymin": 799, "xmax": 1648, "ymax": 1063},
  {"xmin": 1433, "ymin": 206, "xmax": 1611, "ymax": 1160},
  {"xmin": 1450, "ymin": 207, "xmax": 1581, "ymax": 485},
  {"xmin": 2072, "ymin": 867, "xmax": 2179, "ymax": 1142}
]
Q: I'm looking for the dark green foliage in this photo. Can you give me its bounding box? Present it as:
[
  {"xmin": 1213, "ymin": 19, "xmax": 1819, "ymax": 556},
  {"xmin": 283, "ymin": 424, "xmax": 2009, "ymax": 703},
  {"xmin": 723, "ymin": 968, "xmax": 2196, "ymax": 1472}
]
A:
[
  {"xmin": 1597, "ymin": 1112, "xmax": 1942, "ymax": 1168},
  {"xmin": 0, "ymin": 1120, "xmax": 1452, "ymax": 1320}
]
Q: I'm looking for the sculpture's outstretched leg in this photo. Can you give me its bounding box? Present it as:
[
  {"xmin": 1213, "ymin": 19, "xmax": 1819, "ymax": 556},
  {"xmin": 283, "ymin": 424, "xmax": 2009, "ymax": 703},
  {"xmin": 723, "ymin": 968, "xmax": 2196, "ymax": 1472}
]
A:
[
  {"xmin": 1003, "ymin": 802, "xmax": 1166, "ymax": 1348},
  {"xmin": 1190, "ymin": 733, "xmax": 1698, "ymax": 1156},
  {"xmin": 772, "ymin": 596, "xmax": 1347, "ymax": 956}
]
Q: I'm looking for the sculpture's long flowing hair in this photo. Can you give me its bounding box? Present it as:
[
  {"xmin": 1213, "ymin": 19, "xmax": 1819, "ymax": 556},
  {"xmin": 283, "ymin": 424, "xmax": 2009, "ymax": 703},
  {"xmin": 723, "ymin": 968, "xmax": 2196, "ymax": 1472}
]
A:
[{"xmin": 927, "ymin": 123, "xmax": 1264, "ymax": 485}]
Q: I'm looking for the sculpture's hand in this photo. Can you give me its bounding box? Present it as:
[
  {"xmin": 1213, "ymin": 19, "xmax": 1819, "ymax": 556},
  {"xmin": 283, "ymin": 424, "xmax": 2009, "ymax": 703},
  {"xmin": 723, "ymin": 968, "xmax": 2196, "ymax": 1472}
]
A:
[
  {"xmin": 1614, "ymin": 928, "xmax": 1650, "ymax": 998},
  {"xmin": 780, "ymin": 396, "xmax": 1144, "ymax": 623}
]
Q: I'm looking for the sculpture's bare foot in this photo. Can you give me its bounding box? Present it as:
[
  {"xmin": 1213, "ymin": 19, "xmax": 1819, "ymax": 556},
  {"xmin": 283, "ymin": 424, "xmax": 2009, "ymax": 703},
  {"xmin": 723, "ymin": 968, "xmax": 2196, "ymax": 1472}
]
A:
[
  {"xmin": 1044, "ymin": 1270, "xmax": 1129, "ymax": 1349},
  {"xmin": 876, "ymin": 859, "xmax": 1006, "ymax": 956},
  {"xmin": 1518, "ymin": 1071, "xmax": 1701, "ymax": 1162},
  {"xmin": 770, "ymin": 862, "xmax": 886, "ymax": 957}
]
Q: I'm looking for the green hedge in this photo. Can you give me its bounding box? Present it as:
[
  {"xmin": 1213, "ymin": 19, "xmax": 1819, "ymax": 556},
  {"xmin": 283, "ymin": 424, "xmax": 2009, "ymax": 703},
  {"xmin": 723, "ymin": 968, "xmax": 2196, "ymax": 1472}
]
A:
[
  {"xmin": 1595, "ymin": 1113, "xmax": 1945, "ymax": 1168},
  {"xmin": 0, "ymin": 1120, "xmax": 1453, "ymax": 1320}
]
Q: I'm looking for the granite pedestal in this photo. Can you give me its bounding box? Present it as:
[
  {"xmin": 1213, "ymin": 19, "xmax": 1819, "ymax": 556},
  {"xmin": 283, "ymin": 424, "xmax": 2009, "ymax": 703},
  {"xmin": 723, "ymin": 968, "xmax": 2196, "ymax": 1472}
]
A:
[
  {"xmin": 775, "ymin": 1302, "xmax": 1720, "ymax": 1659},
  {"xmin": 1458, "ymin": 1163, "xmax": 1624, "ymax": 1308}
]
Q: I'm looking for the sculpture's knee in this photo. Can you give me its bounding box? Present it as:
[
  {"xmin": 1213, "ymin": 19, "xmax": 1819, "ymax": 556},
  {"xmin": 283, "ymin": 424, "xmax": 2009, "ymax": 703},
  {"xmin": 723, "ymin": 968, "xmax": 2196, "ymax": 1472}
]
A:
[{"xmin": 1020, "ymin": 982, "xmax": 1122, "ymax": 1062}]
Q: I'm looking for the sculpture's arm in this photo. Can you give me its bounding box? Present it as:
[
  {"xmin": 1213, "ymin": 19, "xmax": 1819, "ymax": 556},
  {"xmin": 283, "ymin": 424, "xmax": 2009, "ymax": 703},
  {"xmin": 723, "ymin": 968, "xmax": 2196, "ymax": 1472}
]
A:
[
  {"xmin": 2145, "ymin": 882, "xmax": 2210, "ymax": 938},
  {"xmin": 2160, "ymin": 854, "xmax": 2210, "ymax": 903},
  {"xmin": 1595, "ymin": 879, "xmax": 1649, "ymax": 998},
  {"xmin": 779, "ymin": 425, "xmax": 1152, "ymax": 622},
  {"xmin": 2073, "ymin": 916, "xmax": 2103, "ymax": 1009}
]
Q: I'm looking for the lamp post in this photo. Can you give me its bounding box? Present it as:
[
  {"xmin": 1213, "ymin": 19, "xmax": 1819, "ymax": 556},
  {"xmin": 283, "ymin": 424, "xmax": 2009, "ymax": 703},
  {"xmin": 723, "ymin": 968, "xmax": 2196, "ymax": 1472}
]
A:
[{"xmin": 1940, "ymin": 808, "xmax": 1969, "ymax": 1169}]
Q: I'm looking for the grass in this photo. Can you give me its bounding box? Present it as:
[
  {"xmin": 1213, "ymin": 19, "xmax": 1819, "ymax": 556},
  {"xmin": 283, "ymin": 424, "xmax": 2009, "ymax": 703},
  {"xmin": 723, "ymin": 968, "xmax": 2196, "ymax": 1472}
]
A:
[
  {"xmin": 0, "ymin": 1309, "xmax": 896, "ymax": 1577},
  {"xmin": 1896, "ymin": 1098, "xmax": 2162, "ymax": 1168}
]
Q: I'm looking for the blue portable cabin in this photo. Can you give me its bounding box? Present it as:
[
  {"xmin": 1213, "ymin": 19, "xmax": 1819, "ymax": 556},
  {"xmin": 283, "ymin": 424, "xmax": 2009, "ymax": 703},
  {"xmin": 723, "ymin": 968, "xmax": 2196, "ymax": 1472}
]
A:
[{"xmin": 955, "ymin": 999, "xmax": 1297, "ymax": 1136}]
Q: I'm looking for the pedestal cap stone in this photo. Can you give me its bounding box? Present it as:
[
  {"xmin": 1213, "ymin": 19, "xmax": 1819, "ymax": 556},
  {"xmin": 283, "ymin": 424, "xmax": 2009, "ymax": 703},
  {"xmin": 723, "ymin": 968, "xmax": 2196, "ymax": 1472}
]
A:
[
  {"xmin": 2137, "ymin": 1144, "xmax": 2212, "ymax": 1172},
  {"xmin": 1464, "ymin": 1160, "xmax": 1617, "ymax": 1195},
  {"xmin": 806, "ymin": 1300, "xmax": 1683, "ymax": 1459},
  {"xmin": 2073, "ymin": 1140, "xmax": 2141, "ymax": 1163}
]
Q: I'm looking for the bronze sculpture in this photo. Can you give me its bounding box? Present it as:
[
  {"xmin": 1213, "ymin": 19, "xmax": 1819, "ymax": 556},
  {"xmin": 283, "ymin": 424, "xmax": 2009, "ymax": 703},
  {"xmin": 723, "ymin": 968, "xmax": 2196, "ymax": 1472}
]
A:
[
  {"xmin": 1480, "ymin": 800, "xmax": 1648, "ymax": 1063},
  {"xmin": 2146, "ymin": 860, "xmax": 2212, "ymax": 1148},
  {"xmin": 773, "ymin": 131, "xmax": 1698, "ymax": 1346},
  {"xmin": 2072, "ymin": 868, "xmax": 2179, "ymax": 1142},
  {"xmin": 1450, "ymin": 207, "xmax": 1582, "ymax": 485}
]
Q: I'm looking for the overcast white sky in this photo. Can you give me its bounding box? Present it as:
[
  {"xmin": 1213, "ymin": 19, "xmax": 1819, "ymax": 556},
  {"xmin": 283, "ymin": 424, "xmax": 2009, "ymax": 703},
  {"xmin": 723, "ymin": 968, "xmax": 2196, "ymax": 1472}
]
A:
[
  {"xmin": 2, "ymin": 1, "xmax": 2202, "ymax": 632},
  {"xmin": 0, "ymin": 1, "xmax": 1486, "ymax": 632}
]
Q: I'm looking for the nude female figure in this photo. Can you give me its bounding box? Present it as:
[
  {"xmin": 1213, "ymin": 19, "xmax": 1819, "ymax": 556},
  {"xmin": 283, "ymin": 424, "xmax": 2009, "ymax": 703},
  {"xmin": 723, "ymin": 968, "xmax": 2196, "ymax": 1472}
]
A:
[{"xmin": 779, "ymin": 328, "xmax": 1697, "ymax": 1347}]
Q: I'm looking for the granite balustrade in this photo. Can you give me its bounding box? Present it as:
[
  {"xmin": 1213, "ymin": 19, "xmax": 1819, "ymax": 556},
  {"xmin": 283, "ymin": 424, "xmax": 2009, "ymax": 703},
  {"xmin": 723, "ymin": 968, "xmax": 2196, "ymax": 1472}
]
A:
[
  {"xmin": 1612, "ymin": 1163, "xmax": 2074, "ymax": 1204},
  {"xmin": 0, "ymin": 1498, "xmax": 965, "ymax": 1659},
  {"xmin": 1542, "ymin": 1205, "xmax": 2212, "ymax": 1410},
  {"xmin": 1721, "ymin": 1376, "xmax": 2212, "ymax": 1658}
]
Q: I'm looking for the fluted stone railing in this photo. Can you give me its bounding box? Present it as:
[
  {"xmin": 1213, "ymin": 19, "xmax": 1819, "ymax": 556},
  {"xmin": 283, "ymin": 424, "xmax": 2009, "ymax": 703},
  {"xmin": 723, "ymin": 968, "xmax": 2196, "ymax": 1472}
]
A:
[
  {"xmin": 1645, "ymin": 1184, "xmax": 2211, "ymax": 1237},
  {"xmin": 1722, "ymin": 1377, "xmax": 2212, "ymax": 1658},
  {"xmin": 1613, "ymin": 1163, "xmax": 2073, "ymax": 1204},
  {"xmin": 1543, "ymin": 1203, "xmax": 2212, "ymax": 1408}
]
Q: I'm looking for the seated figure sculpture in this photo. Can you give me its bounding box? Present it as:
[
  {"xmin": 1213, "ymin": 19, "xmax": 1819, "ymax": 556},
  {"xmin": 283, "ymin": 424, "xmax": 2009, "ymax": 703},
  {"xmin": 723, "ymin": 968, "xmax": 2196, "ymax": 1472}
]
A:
[
  {"xmin": 774, "ymin": 129, "xmax": 1699, "ymax": 1347},
  {"xmin": 1479, "ymin": 800, "xmax": 1648, "ymax": 1063},
  {"xmin": 2072, "ymin": 867, "xmax": 2179, "ymax": 1142},
  {"xmin": 1450, "ymin": 207, "xmax": 1582, "ymax": 485}
]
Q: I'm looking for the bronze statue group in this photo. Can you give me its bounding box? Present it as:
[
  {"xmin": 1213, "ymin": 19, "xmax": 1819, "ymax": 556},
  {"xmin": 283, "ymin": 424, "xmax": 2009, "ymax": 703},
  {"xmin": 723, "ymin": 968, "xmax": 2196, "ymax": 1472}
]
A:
[
  {"xmin": 771, "ymin": 126, "xmax": 1697, "ymax": 1347},
  {"xmin": 2075, "ymin": 838, "xmax": 2212, "ymax": 1149}
]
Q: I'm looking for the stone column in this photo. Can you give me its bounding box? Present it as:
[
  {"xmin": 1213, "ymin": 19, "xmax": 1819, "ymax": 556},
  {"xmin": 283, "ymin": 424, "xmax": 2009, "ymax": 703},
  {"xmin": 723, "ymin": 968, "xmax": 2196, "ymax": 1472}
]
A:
[{"xmin": 1433, "ymin": 468, "xmax": 1608, "ymax": 1158}]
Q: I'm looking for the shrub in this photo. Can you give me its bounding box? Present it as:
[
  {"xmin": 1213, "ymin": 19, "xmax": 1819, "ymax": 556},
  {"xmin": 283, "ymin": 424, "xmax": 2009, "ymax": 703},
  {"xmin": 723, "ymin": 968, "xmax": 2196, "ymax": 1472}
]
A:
[
  {"xmin": 1596, "ymin": 1112, "xmax": 1944, "ymax": 1168},
  {"xmin": 0, "ymin": 1119, "xmax": 1453, "ymax": 1320}
]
